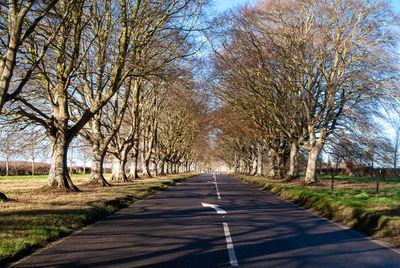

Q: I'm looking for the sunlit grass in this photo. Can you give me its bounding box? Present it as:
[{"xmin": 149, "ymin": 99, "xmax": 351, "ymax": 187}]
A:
[
  {"xmin": 0, "ymin": 173, "xmax": 197, "ymax": 265},
  {"xmin": 0, "ymin": 175, "xmax": 49, "ymax": 181}
]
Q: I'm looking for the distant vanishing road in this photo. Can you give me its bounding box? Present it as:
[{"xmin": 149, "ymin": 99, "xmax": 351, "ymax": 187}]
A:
[{"xmin": 12, "ymin": 174, "xmax": 400, "ymax": 267}]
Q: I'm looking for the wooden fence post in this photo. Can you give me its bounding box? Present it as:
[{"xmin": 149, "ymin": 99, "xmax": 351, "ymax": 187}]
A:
[{"xmin": 376, "ymin": 169, "xmax": 382, "ymax": 194}]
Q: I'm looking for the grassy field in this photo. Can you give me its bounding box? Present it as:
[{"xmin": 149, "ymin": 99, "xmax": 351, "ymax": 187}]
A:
[
  {"xmin": 0, "ymin": 173, "xmax": 197, "ymax": 266},
  {"xmin": 309, "ymin": 174, "xmax": 400, "ymax": 184},
  {"xmin": 234, "ymin": 174, "xmax": 400, "ymax": 248}
]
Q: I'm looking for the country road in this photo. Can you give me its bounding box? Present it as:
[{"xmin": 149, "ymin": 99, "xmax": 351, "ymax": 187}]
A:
[{"xmin": 12, "ymin": 174, "xmax": 400, "ymax": 267}]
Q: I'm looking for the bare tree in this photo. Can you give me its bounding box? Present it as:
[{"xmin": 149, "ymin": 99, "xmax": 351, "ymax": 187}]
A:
[
  {"xmin": 0, "ymin": 0, "xmax": 68, "ymax": 200},
  {"xmin": 392, "ymin": 126, "xmax": 400, "ymax": 176},
  {"xmin": 0, "ymin": 126, "xmax": 23, "ymax": 176},
  {"xmin": 74, "ymin": 135, "xmax": 91, "ymax": 175},
  {"xmin": 257, "ymin": 0, "xmax": 398, "ymax": 183},
  {"xmin": 0, "ymin": 0, "xmax": 63, "ymax": 112},
  {"xmin": 211, "ymin": 0, "xmax": 399, "ymax": 183},
  {"xmin": 22, "ymin": 126, "xmax": 47, "ymax": 176},
  {"xmin": 156, "ymin": 77, "xmax": 207, "ymax": 175},
  {"xmin": 77, "ymin": 0, "xmax": 205, "ymax": 184},
  {"xmin": 6, "ymin": 0, "xmax": 193, "ymax": 190},
  {"xmin": 3, "ymin": 0, "xmax": 122, "ymax": 190}
]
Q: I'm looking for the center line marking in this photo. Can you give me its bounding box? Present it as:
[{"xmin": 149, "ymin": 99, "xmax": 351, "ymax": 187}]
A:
[
  {"xmin": 223, "ymin": 222, "xmax": 239, "ymax": 266},
  {"xmin": 202, "ymin": 202, "xmax": 239, "ymax": 266},
  {"xmin": 213, "ymin": 175, "xmax": 221, "ymax": 201}
]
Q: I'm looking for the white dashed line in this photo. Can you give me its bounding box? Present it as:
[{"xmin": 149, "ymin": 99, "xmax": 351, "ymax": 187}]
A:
[
  {"xmin": 213, "ymin": 182, "xmax": 221, "ymax": 200},
  {"xmin": 213, "ymin": 174, "xmax": 221, "ymax": 201},
  {"xmin": 202, "ymin": 202, "xmax": 239, "ymax": 266},
  {"xmin": 223, "ymin": 222, "xmax": 239, "ymax": 266}
]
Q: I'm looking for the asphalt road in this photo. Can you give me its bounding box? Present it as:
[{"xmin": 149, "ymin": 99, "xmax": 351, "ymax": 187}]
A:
[{"xmin": 12, "ymin": 174, "xmax": 400, "ymax": 267}]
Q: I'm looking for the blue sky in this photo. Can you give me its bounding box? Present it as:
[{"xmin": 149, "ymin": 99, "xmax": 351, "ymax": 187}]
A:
[
  {"xmin": 213, "ymin": 0, "xmax": 400, "ymax": 13},
  {"xmin": 213, "ymin": 0, "xmax": 256, "ymax": 11},
  {"xmin": 391, "ymin": 0, "xmax": 400, "ymax": 12}
]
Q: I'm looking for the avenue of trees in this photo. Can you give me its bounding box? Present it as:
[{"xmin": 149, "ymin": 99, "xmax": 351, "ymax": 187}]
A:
[
  {"xmin": 1, "ymin": 0, "xmax": 399, "ymax": 202},
  {"xmin": 0, "ymin": 0, "xmax": 210, "ymax": 200},
  {"xmin": 211, "ymin": 0, "xmax": 400, "ymax": 183}
]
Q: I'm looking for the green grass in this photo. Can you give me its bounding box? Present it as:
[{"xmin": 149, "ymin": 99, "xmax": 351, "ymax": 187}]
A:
[
  {"xmin": 0, "ymin": 175, "xmax": 49, "ymax": 181},
  {"xmin": 312, "ymin": 174, "xmax": 400, "ymax": 183},
  {"xmin": 234, "ymin": 174, "xmax": 400, "ymax": 247},
  {"xmin": 0, "ymin": 173, "xmax": 113, "ymax": 181},
  {"xmin": 0, "ymin": 173, "xmax": 197, "ymax": 266}
]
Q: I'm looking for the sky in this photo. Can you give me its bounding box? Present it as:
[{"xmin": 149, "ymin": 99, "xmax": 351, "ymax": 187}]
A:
[
  {"xmin": 213, "ymin": 0, "xmax": 256, "ymax": 11},
  {"xmin": 213, "ymin": 0, "xmax": 400, "ymax": 13},
  {"xmin": 391, "ymin": 0, "xmax": 400, "ymax": 12}
]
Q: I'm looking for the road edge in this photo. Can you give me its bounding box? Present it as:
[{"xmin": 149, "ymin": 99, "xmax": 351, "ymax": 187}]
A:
[
  {"xmin": 229, "ymin": 173, "xmax": 400, "ymax": 257},
  {"xmin": 6, "ymin": 173, "xmax": 199, "ymax": 268}
]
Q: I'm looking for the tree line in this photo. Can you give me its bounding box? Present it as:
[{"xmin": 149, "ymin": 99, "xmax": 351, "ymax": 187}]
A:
[
  {"xmin": 0, "ymin": 0, "xmax": 210, "ymax": 199},
  {"xmin": 1, "ymin": 0, "xmax": 399, "ymax": 201},
  {"xmin": 210, "ymin": 0, "xmax": 399, "ymax": 183}
]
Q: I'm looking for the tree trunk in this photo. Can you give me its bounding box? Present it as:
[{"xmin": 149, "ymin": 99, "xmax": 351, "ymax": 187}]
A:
[
  {"xmin": 69, "ymin": 145, "xmax": 74, "ymax": 174},
  {"xmin": 110, "ymin": 155, "xmax": 128, "ymax": 182},
  {"xmin": 266, "ymin": 150, "xmax": 278, "ymax": 177},
  {"xmin": 239, "ymin": 159, "xmax": 244, "ymax": 173},
  {"xmin": 128, "ymin": 83, "xmax": 141, "ymax": 179},
  {"xmin": 154, "ymin": 159, "xmax": 160, "ymax": 176},
  {"xmin": 189, "ymin": 162, "xmax": 194, "ymax": 172},
  {"xmin": 83, "ymin": 157, "xmax": 86, "ymax": 175},
  {"xmin": 128, "ymin": 156, "xmax": 139, "ymax": 179},
  {"xmin": 31, "ymin": 158, "xmax": 35, "ymax": 176},
  {"xmin": 142, "ymin": 153, "xmax": 152, "ymax": 177},
  {"xmin": 159, "ymin": 160, "xmax": 166, "ymax": 175},
  {"xmin": 48, "ymin": 134, "xmax": 78, "ymax": 190},
  {"xmin": 305, "ymin": 147, "xmax": 321, "ymax": 184},
  {"xmin": 0, "ymin": 28, "xmax": 19, "ymax": 111},
  {"xmin": 166, "ymin": 161, "xmax": 172, "ymax": 174},
  {"xmin": 256, "ymin": 147, "xmax": 263, "ymax": 176},
  {"xmin": 243, "ymin": 159, "xmax": 248, "ymax": 174},
  {"xmin": 171, "ymin": 163, "xmax": 176, "ymax": 174},
  {"xmin": 89, "ymin": 148, "xmax": 110, "ymax": 186},
  {"xmin": 31, "ymin": 144, "xmax": 35, "ymax": 176},
  {"xmin": 185, "ymin": 161, "xmax": 189, "ymax": 173},
  {"xmin": 165, "ymin": 162, "xmax": 169, "ymax": 174},
  {"xmin": 168, "ymin": 162, "xmax": 172, "ymax": 174},
  {"xmin": 394, "ymin": 158, "xmax": 397, "ymax": 177},
  {"xmin": 234, "ymin": 155, "xmax": 240, "ymax": 173},
  {"xmin": 130, "ymin": 155, "xmax": 140, "ymax": 179},
  {"xmin": 287, "ymin": 140, "xmax": 300, "ymax": 180},
  {"xmin": 277, "ymin": 154, "xmax": 286, "ymax": 178},
  {"xmin": 5, "ymin": 154, "xmax": 9, "ymax": 176},
  {"xmin": 251, "ymin": 157, "xmax": 257, "ymax": 176}
]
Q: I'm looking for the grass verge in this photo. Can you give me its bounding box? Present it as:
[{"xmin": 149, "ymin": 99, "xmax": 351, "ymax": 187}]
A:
[
  {"xmin": 0, "ymin": 173, "xmax": 197, "ymax": 266},
  {"xmin": 233, "ymin": 174, "xmax": 400, "ymax": 248}
]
